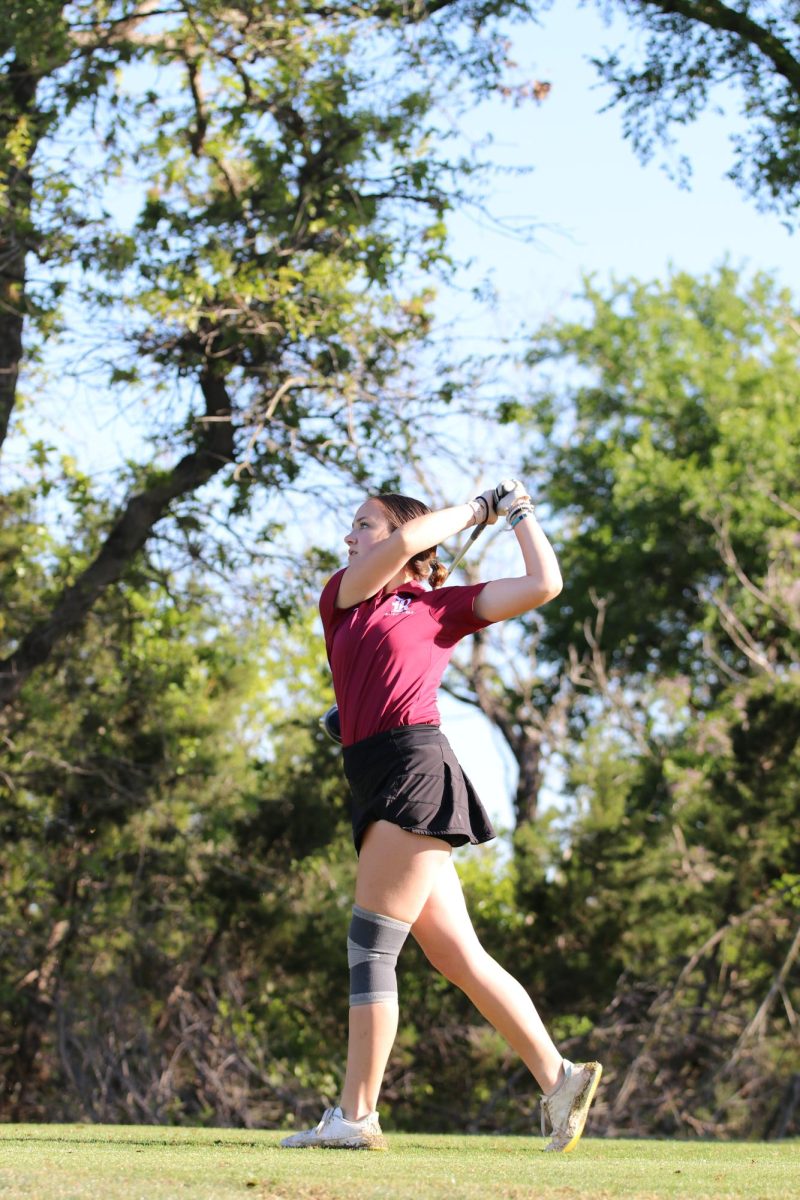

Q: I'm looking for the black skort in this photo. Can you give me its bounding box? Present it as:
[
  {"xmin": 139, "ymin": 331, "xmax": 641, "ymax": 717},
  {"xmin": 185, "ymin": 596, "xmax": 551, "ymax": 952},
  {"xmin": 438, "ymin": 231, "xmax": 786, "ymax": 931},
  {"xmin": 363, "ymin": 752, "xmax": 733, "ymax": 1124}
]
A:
[{"xmin": 341, "ymin": 724, "xmax": 496, "ymax": 854}]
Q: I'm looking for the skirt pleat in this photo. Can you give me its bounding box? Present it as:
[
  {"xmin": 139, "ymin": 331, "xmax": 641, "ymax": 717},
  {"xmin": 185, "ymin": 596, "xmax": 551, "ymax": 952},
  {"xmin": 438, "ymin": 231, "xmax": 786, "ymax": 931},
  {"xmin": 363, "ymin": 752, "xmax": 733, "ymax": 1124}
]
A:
[{"xmin": 342, "ymin": 725, "xmax": 496, "ymax": 853}]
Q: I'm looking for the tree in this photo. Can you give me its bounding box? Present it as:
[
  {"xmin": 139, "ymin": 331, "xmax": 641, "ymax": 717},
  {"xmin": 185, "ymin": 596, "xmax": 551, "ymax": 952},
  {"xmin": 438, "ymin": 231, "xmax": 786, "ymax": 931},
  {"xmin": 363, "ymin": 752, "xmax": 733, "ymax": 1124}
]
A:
[
  {"xmin": 517, "ymin": 672, "xmax": 800, "ymax": 1139},
  {"xmin": 588, "ymin": 0, "xmax": 800, "ymax": 220},
  {"xmin": 0, "ymin": 526, "xmax": 353, "ymax": 1119},
  {"xmin": 516, "ymin": 265, "xmax": 799, "ymax": 699},
  {"xmin": 449, "ymin": 262, "xmax": 799, "ymax": 829},
  {"xmin": 472, "ymin": 265, "xmax": 800, "ymax": 1137},
  {"xmin": 449, "ymin": 266, "xmax": 798, "ymax": 821},
  {"xmin": 0, "ymin": 0, "xmax": 533, "ymax": 710}
]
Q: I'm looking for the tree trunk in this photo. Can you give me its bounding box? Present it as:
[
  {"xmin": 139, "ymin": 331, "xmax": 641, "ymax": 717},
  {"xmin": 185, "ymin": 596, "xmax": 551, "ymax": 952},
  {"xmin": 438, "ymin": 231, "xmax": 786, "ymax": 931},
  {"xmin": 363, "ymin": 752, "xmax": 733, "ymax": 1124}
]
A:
[
  {"xmin": 464, "ymin": 629, "xmax": 547, "ymax": 828},
  {"xmin": 512, "ymin": 734, "xmax": 544, "ymax": 828},
  {"xmin": 0, "ymin": 917, "xmax": 73, "ymax": 1119},
  {"xmin": 0, "ymin": 56, "xmax": 38, "ymax": 456}
]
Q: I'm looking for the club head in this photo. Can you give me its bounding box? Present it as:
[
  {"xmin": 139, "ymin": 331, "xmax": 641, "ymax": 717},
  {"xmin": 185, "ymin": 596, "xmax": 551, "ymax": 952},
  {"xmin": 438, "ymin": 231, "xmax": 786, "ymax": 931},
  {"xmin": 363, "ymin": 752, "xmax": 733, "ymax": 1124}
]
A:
[{"xmin": 320, "ymin": 704, "xmax": 342, "ymax": 744}]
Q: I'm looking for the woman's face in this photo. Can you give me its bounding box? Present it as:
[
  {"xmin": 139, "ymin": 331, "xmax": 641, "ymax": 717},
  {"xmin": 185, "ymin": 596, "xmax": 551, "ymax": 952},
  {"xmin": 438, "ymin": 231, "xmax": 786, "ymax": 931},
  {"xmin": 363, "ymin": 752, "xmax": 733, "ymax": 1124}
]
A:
[{"xmin": 344, "ymin": 498, "xmax": 393, "ymax": 561}]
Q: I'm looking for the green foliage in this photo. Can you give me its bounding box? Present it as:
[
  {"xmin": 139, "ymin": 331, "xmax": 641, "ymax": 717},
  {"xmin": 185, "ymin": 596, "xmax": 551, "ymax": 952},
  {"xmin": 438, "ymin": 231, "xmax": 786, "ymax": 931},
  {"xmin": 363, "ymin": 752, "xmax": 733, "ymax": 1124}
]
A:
[
  {"xmin": 4, "ymin": 2, "xmax": 800, "ymax": 1140},
  {"xmin": 520, "ymin": 266, "xmax": 800, "ymax": 696},
  {"xmin": 0, "ymin": 499, "xmax": 354, "ymax": 1121},
  {"xmin": 5, "ymin": 0, "xmax": 532, "ymax": 476},
  {"xmin": 589, "ymin": 0, "xmax": 800, "ymax": 221},
  {"xmin": 1, "ymin": 0, "xmax": 533, "ymax": 718},
  {"xmin": 486, "ymin": 266, "xmax": 800, "ymax": 1136}
]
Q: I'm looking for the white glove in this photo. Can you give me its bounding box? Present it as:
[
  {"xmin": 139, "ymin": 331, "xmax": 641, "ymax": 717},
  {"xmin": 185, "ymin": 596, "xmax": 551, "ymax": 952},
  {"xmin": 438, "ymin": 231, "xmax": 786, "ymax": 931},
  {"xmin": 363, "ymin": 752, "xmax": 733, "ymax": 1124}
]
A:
[
  {"xmin": 494, "ymin": 479, "xmax": 529, "ymax": 515},
  {"xmin": 470, "ymin": 487, "xmax": 500, "ymax": 526}
]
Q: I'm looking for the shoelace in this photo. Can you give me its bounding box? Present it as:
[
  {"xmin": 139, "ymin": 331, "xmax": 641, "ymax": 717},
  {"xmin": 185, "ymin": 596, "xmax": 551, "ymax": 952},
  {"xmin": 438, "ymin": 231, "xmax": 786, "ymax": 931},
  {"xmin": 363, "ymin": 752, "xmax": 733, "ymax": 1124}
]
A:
[{"xmin": 315, "ymin": 1107, "xmax": 336, "ymax": 1133}]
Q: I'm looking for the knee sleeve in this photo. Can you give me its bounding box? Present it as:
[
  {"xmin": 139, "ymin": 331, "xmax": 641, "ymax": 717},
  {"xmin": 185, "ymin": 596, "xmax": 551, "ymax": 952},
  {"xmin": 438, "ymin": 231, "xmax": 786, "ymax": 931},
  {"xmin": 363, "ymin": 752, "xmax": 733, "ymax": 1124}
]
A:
[{"xmin": 347, "ymin": 904, "xmax": 411, "ymax": 1007}]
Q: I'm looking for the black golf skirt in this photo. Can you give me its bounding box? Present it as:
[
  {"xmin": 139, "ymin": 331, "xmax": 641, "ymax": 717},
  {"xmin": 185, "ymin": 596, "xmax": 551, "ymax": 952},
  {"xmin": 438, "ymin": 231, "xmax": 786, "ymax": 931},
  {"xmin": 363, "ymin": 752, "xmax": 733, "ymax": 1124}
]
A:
[{"xmin": 341, "ymin": 724, "xmax": 496, "ymax": 854}]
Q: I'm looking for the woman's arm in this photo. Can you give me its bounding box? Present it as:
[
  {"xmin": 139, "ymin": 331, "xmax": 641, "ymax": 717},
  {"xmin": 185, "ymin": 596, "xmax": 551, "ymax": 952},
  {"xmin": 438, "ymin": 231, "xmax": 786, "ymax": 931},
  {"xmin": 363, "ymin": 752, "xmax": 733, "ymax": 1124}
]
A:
[
  {"xmin": 336, "ymin": 502, "xmax": 482, "ymax": 609},
  {"xmin": 473, "ymin": 512, "xmax": 563, "ymax": 622}
]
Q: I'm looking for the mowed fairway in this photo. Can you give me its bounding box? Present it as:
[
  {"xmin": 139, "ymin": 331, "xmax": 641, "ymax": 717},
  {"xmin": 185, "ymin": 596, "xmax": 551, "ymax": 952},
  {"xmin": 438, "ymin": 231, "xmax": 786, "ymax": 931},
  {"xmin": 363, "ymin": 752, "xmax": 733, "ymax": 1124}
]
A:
[
  {"xmin": 1, "ymin": 1126, "xmax": 797, "ymax": 1200},
  {"xmin": 3, "ymin": 1123, "xmax": 796, "ymax": 1200}
]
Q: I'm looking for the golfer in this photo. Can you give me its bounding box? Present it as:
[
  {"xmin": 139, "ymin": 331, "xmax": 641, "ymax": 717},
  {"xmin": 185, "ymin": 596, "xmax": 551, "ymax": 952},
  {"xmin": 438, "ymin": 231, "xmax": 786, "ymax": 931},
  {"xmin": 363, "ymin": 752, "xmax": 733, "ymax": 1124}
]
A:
[{"xmin": 281, "ymin": 483, "xmax": 602, "ymax": 1152}]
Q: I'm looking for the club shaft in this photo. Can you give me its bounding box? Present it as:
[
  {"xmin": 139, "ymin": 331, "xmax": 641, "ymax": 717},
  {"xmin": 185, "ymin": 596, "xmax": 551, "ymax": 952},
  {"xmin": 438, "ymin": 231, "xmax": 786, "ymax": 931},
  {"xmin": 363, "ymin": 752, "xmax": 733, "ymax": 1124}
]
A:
[{"xmin": 446, "ymin": 523, "xmax": 486, "ymax": 578}]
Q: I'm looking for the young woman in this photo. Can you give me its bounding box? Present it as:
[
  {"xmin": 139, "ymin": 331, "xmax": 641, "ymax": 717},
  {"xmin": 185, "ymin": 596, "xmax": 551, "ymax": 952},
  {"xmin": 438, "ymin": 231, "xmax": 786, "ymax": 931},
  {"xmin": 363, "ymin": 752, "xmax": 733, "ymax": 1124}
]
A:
[{"xmin": 281, "ymin": 482, "xmax": 602, "ymax": 1153}]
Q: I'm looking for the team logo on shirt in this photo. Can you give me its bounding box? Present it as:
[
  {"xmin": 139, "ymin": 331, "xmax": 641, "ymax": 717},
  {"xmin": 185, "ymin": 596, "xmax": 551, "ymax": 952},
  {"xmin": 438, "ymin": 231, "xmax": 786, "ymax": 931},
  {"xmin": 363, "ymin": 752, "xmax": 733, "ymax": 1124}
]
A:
[{"xmin": 389, "ymin": 597, "xmax": 413, "ymax": 616}]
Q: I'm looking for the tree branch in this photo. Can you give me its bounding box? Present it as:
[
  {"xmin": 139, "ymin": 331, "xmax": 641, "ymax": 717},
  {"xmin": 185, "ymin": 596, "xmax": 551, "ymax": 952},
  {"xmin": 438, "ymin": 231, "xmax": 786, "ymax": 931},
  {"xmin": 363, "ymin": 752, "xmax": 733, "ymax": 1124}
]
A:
[
  {"xmin": 737, "ymin": 920, "xmax": 800, "ymax": 1046},
  {"xmin": 68, "ymin": 0, "xmax": 174, "ymax": 49},
  {"xmin": 639, "ymin": 0, "xmax": 800, "ymax": 96},
  {"xmin": 611, "ymin": 893, "xmax": 778, "ymax": 1116},
  {"xmin": 186, "ymin": 57, "xmax": 208, "ymax": 157},
  {"xmin": 0, "ymin": 369, "xmax": 235, "ymax": 711}
]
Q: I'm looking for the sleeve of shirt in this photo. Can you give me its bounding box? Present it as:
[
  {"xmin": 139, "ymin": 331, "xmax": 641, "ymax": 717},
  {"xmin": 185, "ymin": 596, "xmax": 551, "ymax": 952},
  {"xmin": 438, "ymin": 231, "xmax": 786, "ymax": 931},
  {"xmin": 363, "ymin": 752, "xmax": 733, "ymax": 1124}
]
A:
[
  {"xmin": 319, "ymin": 568, "xmax": 347, "ymax": 641},
  {"xmin": 427, "ymin": 581, "xmax": 493, "ymax": 645}
]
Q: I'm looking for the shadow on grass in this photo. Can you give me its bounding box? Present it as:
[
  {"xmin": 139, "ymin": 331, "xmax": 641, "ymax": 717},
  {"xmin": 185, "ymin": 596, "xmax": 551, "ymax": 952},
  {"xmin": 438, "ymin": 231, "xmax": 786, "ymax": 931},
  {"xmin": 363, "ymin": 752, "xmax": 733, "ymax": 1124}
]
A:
[{"xmin": 1, "ymin": 1132, "xmax": 271, "ymax": 1150}]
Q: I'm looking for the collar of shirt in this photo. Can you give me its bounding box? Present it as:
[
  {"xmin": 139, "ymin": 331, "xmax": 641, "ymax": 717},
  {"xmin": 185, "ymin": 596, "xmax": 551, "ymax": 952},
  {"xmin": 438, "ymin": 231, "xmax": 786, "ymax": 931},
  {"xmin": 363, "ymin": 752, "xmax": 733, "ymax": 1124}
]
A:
[{"xmin": 380, "ymin": 579, "xmax": 428, "ymax": 600}]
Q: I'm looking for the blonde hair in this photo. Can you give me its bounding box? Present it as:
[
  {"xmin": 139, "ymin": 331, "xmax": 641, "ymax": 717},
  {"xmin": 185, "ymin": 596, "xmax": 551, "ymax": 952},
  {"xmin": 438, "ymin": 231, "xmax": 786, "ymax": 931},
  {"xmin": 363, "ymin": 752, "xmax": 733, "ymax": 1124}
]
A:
[{"xmin": 373, "ymin": 493, "xmax": 447, "ymax": 589}]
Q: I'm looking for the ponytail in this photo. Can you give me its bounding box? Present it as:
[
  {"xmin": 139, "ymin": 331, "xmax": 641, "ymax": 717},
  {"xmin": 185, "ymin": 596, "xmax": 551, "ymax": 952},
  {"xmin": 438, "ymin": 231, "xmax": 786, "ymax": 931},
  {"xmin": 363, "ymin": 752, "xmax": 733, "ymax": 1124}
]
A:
[{"xmin": 427, "ymin": 557, "xmax": 448, "ymax": 589}]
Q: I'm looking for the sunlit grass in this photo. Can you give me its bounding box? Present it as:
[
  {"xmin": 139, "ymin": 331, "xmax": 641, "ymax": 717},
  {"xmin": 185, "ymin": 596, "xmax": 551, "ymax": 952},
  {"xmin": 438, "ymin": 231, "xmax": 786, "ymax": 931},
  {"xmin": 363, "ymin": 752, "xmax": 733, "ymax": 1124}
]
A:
[{"xmin": 1, "ymin": 1125, "xmax": 797, "ymax": 1200}]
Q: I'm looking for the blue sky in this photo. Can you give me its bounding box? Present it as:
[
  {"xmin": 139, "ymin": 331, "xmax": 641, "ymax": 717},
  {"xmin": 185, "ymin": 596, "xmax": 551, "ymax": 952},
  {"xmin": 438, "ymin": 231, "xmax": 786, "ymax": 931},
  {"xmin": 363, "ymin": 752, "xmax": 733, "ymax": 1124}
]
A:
[{"xmin": 442, "ymin": 2, "xmax": 797, "ymax": 339}]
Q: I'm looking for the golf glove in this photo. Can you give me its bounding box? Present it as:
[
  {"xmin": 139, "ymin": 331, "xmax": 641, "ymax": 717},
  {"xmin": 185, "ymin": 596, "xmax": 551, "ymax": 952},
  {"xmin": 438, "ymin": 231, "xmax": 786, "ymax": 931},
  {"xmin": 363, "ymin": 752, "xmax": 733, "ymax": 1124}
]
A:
[
  {"xmin": 495, "ymin": 479, "xmax": 529, "ymax": 515},
  {"xmin": 471, "ymin": 488, "xmax": 499, "ymax": 526}
]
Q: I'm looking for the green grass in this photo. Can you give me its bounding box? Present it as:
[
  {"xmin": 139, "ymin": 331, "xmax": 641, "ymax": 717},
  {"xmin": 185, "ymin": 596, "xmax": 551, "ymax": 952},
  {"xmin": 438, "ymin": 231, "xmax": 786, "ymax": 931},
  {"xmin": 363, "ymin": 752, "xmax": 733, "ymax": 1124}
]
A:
[{"xmin": 0, "ymin": 1125, "xmax": 797, "ymax": 1200}]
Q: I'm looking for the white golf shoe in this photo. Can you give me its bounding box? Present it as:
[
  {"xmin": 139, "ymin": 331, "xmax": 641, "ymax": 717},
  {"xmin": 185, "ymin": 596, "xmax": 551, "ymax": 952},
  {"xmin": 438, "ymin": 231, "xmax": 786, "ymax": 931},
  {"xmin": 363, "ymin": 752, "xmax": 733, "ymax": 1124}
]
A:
[
  {"xmin": 280, "ymin": 1105, "xmax": 387, "ymax": 1150},
  {"xmin": 540, "ymin": 1060, "xmax": 603, "ymax": 1152}
]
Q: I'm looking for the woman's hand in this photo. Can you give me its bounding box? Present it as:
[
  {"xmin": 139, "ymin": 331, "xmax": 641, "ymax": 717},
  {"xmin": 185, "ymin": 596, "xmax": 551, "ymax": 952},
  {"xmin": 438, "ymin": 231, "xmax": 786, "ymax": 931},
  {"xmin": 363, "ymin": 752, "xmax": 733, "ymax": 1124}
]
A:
[
  {"xmin": 495, "ymin": 479, "xmax": 530, "ymax": 517},
  {"xmin": 473, "ymin": 481, "xmax": 562, "ymax": 622},
  {"xmin": 471, "ymin": 489, "xmax": 497, "ymax": 525},
  {"xmin": 472, "ymin": 479, "xmax": 525, "ymax": 526}
]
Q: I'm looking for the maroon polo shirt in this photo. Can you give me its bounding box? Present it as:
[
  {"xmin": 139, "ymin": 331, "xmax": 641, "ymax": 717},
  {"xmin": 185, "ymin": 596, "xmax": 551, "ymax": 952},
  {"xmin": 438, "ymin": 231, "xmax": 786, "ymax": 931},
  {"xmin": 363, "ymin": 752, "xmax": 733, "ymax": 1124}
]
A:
[{"xmin": 319, "ymin": 568, "xmax": 492, "ymax": 747}]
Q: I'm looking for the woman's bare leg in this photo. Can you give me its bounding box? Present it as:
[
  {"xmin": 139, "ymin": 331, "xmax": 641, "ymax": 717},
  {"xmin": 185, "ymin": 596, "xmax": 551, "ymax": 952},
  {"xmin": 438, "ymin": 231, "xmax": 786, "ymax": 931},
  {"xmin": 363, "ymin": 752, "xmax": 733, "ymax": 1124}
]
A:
[
  {"xmin": 412, "ymin": 858, "xmax": 563, "ymax": 1093},
  {"xmin": 339, "ymin": 821, "xmax": 452, "ymax": 1120}
]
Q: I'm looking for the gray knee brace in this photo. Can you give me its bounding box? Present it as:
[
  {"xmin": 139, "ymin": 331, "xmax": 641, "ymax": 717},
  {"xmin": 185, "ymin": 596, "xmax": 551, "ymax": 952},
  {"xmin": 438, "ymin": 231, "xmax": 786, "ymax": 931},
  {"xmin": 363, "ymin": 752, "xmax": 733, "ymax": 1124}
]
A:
[{"xmin": 347, "ymin": 904, "xmax": 411, "ymax": 1007}]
